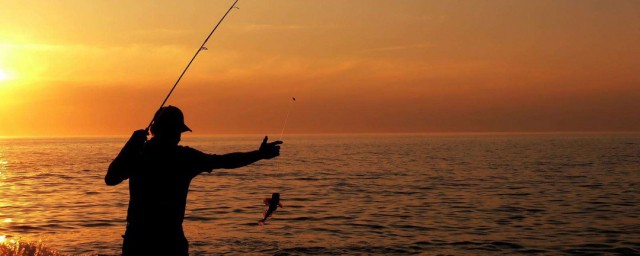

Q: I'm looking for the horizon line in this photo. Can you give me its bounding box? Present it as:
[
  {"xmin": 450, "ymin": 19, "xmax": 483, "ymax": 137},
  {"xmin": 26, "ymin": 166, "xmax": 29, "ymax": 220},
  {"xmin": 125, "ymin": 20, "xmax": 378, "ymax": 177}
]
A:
[{"xmin": 1, "ymin": 131, "xmax": 640, "ymax": 139}]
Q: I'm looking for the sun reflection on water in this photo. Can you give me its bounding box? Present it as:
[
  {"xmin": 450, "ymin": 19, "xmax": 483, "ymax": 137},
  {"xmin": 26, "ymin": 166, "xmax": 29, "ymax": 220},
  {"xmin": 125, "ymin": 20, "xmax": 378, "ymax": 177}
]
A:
[{"xmin": 0, "ymin": 155, "xmax": 6, "ymax": 180}]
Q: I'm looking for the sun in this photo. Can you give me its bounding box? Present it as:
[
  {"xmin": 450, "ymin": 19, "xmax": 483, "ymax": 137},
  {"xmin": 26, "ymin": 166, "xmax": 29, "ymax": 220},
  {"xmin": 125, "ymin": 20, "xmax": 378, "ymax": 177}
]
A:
[{"xmin": 0, "ymin": 69, "xmax": 10, "ymax": 81}]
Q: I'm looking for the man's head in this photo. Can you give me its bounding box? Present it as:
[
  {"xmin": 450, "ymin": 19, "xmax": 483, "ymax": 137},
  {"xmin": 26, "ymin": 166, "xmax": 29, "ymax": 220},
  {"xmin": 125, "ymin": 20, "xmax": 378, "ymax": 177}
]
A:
[{"xmin": 150, "ymin": 106, "xmax": 191, "ymax": 143}]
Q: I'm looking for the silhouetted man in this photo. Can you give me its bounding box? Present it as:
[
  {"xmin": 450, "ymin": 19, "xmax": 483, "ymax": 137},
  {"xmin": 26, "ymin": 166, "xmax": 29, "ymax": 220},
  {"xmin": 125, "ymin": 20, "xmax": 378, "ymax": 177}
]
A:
[{"xmin": 105, "ymin": 106, "xmax": 282, "ymax": 256}]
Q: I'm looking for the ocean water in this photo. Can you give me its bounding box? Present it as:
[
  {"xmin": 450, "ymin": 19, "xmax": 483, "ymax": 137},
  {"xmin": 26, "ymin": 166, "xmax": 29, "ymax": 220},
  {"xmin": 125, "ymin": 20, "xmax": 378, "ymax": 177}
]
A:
[{"xmin": 0, "ymin": 134, "xmax": 639, "ymax": 255}]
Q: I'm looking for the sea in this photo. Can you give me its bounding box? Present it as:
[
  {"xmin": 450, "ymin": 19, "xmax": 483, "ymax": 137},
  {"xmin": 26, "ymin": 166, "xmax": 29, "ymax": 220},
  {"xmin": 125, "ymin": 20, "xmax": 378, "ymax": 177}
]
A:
[{"xmin": 0, "ymin": 134, "xmax": 638, "ymax": 255}]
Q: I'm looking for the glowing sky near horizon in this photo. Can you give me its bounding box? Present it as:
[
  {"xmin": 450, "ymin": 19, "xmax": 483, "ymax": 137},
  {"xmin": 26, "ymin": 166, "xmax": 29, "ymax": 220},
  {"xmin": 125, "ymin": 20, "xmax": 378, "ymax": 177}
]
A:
[{"xmin": 0, "ymin": 0, "xmax": 639, "ymax": 136}]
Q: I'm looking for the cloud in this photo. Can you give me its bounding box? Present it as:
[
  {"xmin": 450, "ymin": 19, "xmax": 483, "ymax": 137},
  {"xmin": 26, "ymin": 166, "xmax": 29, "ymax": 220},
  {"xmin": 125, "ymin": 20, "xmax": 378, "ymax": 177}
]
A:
[
  {"xmin": 234, "ymin": 23, "xmax": 303, "ymax": 32},
  {"xmin": 359, "ymin": 43, "xmax": 434, "ymax": 53}
]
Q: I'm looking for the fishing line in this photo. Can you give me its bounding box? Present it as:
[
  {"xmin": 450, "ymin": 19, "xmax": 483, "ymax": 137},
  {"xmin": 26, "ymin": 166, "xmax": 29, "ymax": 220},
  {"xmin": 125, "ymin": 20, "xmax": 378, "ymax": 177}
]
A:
[
  {"xmin": 271, "ymin": 97, "xmax": 295, "ymax": 188},
  {"xmin": 146, "ymin": 0, "xmax": 240, "ymax": 131},
  {"xmin": 279, "ymin": 97, "xmax": 296, "ymax": 140}
]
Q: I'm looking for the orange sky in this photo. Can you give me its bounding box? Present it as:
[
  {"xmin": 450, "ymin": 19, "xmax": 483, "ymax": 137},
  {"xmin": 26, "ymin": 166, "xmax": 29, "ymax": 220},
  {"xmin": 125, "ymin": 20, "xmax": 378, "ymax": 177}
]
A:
[{"xmin": 0, "ymin": 0, "xmax": 639, "ymax": 136}]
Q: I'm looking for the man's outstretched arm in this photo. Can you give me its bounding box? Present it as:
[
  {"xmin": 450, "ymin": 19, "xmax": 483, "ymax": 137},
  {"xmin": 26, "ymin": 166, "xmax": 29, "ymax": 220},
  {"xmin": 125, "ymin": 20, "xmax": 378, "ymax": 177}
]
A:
[
  {"xmin": 105, "ymin": 129, "xmax": 147, "ymax": 186},
  {"xmin": 211, "ymin": 136, "xmax": 282, "ymax": 169}
]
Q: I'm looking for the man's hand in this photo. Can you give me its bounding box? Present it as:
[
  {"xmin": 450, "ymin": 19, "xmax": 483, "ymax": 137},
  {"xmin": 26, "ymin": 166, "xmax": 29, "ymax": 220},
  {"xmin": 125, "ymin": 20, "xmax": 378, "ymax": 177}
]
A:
[
  {"xmin": 259, "ymin": 136, "xmax": 283, "ymax": 159},
  {"xmin": 131, "ymin": 129, "xmax": 149, "ymax": 143}
]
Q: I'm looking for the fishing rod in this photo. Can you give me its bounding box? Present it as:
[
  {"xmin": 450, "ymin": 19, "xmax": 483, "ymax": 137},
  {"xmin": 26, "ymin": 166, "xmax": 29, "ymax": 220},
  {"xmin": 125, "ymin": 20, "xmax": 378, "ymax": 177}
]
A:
[{"xmin": 146, "ymin": 0, "xmax": 240, "ymax": 131}]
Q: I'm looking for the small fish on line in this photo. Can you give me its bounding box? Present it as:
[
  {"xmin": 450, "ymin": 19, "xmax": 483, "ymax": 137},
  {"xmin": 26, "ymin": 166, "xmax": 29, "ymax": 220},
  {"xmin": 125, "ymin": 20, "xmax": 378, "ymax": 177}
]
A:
[
  {"xmin": 259, "ymin": 193, "xmax": 283, "ymax": 225},
  {"xmin": 200, "ymin": 46, "xmax": 208, "ymax": 51}
]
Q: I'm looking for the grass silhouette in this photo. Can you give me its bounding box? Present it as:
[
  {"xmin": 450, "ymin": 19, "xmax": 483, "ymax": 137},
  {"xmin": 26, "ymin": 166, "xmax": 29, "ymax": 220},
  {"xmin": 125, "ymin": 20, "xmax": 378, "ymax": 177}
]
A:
[{"xmin": 0, "ymin": 238, "xmax": 71, "ymax": 256}]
